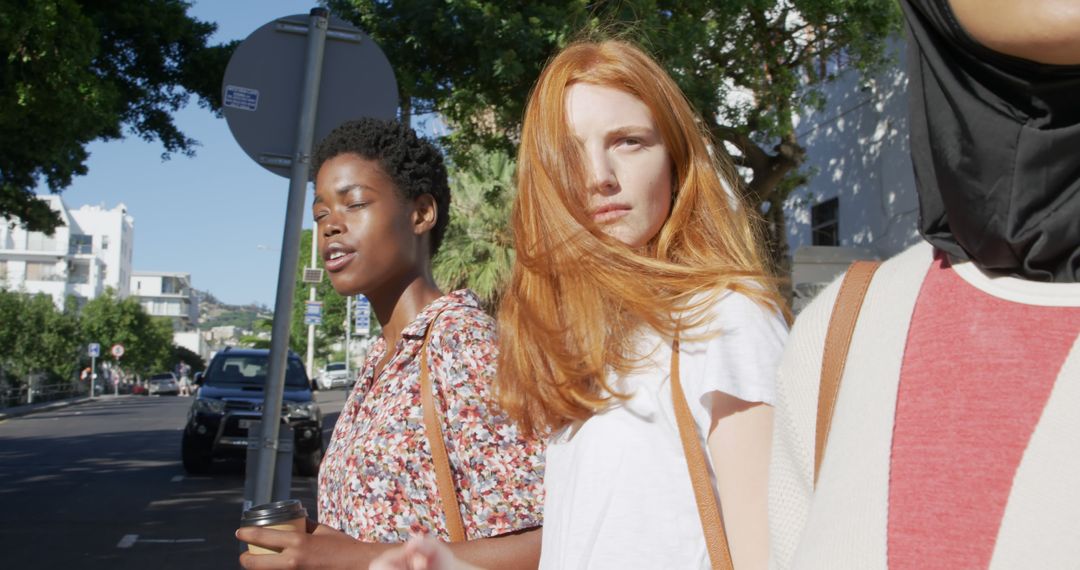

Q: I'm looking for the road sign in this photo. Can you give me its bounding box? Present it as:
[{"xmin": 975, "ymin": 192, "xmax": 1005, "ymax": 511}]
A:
[
  {"xmin": 354, "ymin": 295, "xmax": 370, "ymax": 336},
  {"xmin": 88, "ymin": 343, "xmax": 100, "ymax": 358},
  {"xmin": 221, "ymin": 13, "xmax": 398, "ymax": 178},
  {"xmin": 302, "ymin": 267, "xmax": 323, "ymax": 283},
  {"xmin": 304, "ymin": 301, "xmax": 323, "ymax": 325},
  {"xmin": 111, "ymin": 344, "xmax": 125, "ymax": 358}
]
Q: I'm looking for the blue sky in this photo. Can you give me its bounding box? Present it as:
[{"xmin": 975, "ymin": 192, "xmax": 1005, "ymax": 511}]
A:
[{"xmin": 35, "ymin": 1, "xmax": 360, "ymax": 307}]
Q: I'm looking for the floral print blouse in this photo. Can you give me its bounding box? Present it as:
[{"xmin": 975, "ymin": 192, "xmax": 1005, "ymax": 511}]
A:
[{"xmin": 317, "ymin": 289, "xmax": 545, "ymax": 542}]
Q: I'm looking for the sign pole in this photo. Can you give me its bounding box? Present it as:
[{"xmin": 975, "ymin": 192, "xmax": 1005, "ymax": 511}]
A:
[
  {"xmin": 90, "ymin": 355, "xmax": 96, "ymax": 397},
  {"xmin": 306, "ymin": 227, "xmax": 317, "ymax": 380},
  {"xmin": 345, "ymin": 295, "xmax": 351, "ymax": 377},
  {"xmin": 253, "ymin": 6, "xmax": 329, "ymax": 508}
]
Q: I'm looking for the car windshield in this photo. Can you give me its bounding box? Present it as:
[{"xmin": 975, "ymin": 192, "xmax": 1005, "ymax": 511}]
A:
[
  {"xmin": 326, "ymin": 363, "xmax": 346, "ymax": 371},
  {"xmin": 206, "ymin": 355, "xmax": 309, "ymax": 388},
  {"xmin": 149, "ymin": 373, "xmax": 173, "ymax": 381}
]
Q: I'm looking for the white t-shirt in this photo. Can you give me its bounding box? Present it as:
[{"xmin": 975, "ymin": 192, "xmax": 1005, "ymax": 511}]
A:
[{"xmin": 539, "ymin": 291, "xmax": 788, "ymax": 569}]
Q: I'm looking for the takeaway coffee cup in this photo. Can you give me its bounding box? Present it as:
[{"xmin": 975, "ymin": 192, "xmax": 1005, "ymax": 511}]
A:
[{"xmin": 240, "ymin": 499, "xmax": 308, "ymax": 554}]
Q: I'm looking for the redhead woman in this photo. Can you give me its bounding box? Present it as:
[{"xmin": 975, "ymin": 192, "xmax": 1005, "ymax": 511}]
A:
[{"xmin": 372, "ymin": 39, "xmax": 789, "ymax": 570}]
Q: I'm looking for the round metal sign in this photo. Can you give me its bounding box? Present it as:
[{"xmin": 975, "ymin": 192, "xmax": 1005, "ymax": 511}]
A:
[
  {"xmin": 111, "ymin": 344, "xmax": 125, "ymax": 358},
  {"xmin": 221, "ymin": 14, "xmax": 398, "ymax": 178}
]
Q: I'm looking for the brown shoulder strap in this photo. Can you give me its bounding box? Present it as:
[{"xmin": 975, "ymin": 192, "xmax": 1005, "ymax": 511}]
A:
[
  {"xmin": 671, "ymin": 334, "xmax": 734, "ymax": 570},
  {"xmin": 419, "ymin": 311, "xmax": 467, "ymax": 542},
  {"xmin": 815, "ymin": 260, "xmax": 881, "ymax": 486}
]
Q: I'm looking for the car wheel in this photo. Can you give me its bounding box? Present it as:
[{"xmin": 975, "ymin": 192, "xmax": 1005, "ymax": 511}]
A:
[
  {"xmin": 295, "ymin": 446, "xmax": 323, "ymax": 477},
  {"xmin": 181, "ymin": 433, "xmax": 212, "ymax": 474}
]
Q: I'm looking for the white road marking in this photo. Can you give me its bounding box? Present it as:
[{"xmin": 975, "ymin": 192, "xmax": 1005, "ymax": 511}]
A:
[
  {"xmin": 170, "ymin": 475, "xmax": 183, "ymax": 482},
  {"xmin": 116, "ymin": 535, "xmax": 206, "ymax": 548}
]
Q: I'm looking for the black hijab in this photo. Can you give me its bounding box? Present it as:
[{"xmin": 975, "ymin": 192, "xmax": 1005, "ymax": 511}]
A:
[{"xmin": 902, "ymin": 0, "xmax": 1080, "ymax": 282}]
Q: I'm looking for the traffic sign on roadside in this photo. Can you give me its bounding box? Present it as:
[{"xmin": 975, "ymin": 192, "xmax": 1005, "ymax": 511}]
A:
[
  {"xmin": 222, "ymin": 13, "xmax": 397, "ymax": 178},
  {"xmin": 304, "ymin": 301, "xmax": 323, "ymax": 325},
  {"xmin": 354, "ymin": 295, "xmax": 370, "ymax": 336},
  {"xmin": 88, "ymin": 343, "xmax": 100, "ymax": 358},
  {"xmin": 111, "ymin": 344, "xmax": 125, "ymax": 359}
]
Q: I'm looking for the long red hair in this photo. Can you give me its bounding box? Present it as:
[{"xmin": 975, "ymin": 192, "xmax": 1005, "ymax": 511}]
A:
[{"xmin": 496, "ymin": 40, "xmax": 786, "ymax": 437}]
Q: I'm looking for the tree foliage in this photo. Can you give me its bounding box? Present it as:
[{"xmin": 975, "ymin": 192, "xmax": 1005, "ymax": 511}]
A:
[
  {"xmin": 0, "ymin": 0, "xmax": 235, "ymax": 233},
  {"xmin": 434, "ymin": 147, "xmax": 516, "ymax": 310},
  {"xmin": 328, "ymin": 0, "xmax": 902, "ymax": 266},
  {"xmin": 0, "ymin": 289, "xmax": 80, "ymax": 382},
  {"xmin": 80, "ymin": 289, "xmax": 175, "ymax": 376},
  {"xmin": 174, "ymin": 345, "xmax": 206, "ymax": 373}
]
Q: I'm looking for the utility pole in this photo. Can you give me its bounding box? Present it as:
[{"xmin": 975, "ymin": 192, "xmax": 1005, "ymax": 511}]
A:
[{"xmin": 307, "ymin": 225, "xmax": 318, "ymax": 379}]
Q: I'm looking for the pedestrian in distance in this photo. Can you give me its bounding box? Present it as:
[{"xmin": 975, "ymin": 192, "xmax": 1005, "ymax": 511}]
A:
[
  {"xmin": 236, "ymin": 118, "xmax": 545, "ymax": 569},
  {"xmin": 768, "ymin": 1, "xmax": 1080, "ymax": 569},
  {"xmin": 372, "ymin": 37, "xmax": 790, "ymax": 570}
]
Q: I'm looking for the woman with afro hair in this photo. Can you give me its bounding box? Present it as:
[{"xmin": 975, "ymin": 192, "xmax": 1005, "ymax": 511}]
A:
[{"xmin": 237, "ymin": 118, "xmax": 545, "ymax": 569}]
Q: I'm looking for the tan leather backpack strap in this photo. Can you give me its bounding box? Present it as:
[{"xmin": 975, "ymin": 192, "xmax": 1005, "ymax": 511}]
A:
[
  {"xmin": 815, "ymin": 260, "xmax": 882, "ymax": 486},
  {"xmin": 671, "ymin": 333, "xmax": 734, "ymax": 570},
  {"xmin": 419, "ymin": 310, "xmax": 467, "ymax": 542}
]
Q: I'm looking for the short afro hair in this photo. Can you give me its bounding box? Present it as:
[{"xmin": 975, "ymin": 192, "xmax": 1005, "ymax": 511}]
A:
[{"xmin": 313, "ymin": 118, "xmax": 451, "ymax": 255}]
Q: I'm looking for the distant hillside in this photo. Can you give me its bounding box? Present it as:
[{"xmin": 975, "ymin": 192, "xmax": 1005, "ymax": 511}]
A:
[{"xmin": 196, "ymin": 290, "xmax": 270, "ymax": 330}]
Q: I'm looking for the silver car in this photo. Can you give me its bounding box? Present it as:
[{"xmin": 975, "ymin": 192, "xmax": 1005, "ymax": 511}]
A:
[
  {"xmin": 317, "ymin": 362, "xmax": 352, "ymax": 390},
  {"xmin": 148, "ymin": 372, "xmax": 180, "ymax": 396}
]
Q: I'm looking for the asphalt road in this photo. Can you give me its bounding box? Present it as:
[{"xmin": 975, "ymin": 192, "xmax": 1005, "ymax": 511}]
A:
[{"xmin": 0, "ymin": 389, "xmax": 349, "ymax": 569}]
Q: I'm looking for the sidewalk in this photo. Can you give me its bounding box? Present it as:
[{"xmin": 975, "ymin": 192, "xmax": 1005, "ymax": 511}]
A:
[{"xmin": 0, "ymin": 396, "xmax": 98, "ymax": 421}]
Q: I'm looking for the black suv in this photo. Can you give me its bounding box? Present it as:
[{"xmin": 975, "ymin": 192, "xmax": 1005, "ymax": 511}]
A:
[{"xmin": 181, "ymin": 348, "xmax": 323, "ymax": 476}]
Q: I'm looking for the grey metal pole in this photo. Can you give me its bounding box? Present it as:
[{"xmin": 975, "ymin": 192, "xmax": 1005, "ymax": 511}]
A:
[
  {"xmin": 252, "ymin": 6, "xmax": 329, "ymax": 507},
  {"xmin": 306, "ymin": 231, "xmax": 317, "ymax": 379},
  {"xmin": 345, "ymin": 295, "xmax": 352, "ymax": 377}
]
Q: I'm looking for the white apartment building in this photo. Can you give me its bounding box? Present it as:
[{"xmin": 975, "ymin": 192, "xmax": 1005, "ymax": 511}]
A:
[
  {"xmin": 0, "ymin": 196, "xmax": 134, "ymax": 309},
  {"xmin": 783, "ymin": 40, "xmax": 922, "ymax": 308},
  {"xmin": 174, "ymin": 329, "xmax": 212, "ymax": 364},
  {"xmin": 130, "ymin": 271, "xmax": 199, "ymax": 331}
]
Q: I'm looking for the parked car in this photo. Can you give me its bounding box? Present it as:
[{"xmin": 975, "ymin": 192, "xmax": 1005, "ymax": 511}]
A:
[
  {"xmin": 181, "ymin": 348, "xmax": 323, "ymax": 476},
  {"xmin": 316, "ymin": 361, "xmax": 352, "ymax": 390},
  {"xmin": 148, "ymin": 372, "xmax": 180, "ymax": 396}
]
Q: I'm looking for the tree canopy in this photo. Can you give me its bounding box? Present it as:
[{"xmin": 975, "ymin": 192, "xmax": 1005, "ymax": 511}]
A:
[
  {"xmin": 0, "ymin": 0, "xmax": 235, "ymax": 233},
  {"xmin": 434, "ymin": 147, "xmax": 516, "ymax": 310},
  {"xmin": 80, "ymin": 289, "xmax": 175, "ymax": 376},
  {"xmin": 328, "ymin": 0, "xmax": 902, "ymax": 266}
]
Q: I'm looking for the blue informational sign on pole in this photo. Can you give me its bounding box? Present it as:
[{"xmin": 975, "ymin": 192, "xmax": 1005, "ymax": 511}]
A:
[
  {"xmin": 354, "ymin": 295, "xmax": 370, "ymax": 336},
  {"xmin": 304, "ymin": 301, "xmax": 323, "ymax": 325}
]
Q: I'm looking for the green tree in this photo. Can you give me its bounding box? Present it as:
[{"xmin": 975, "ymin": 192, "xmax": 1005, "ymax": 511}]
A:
[
  {"xmin": 434, "ymin": 147, "xmax": 516, "ymax": 310},
  {"xmin": 290, "ymin": 229, "xmax": 348, "ymax": 361},
  {"xmin": 328, "ymin": 0, "xmax": 901, "ymax": 267},
  {"xmin": 174, "ymin": 345, "xmax": 206, "ymax": 373},
  {"xmin": 80, "ymin": 289, "xmax": 174, "ymax": 377},
  {"xmin": 0, "ymin": 0, "xmax": 235, "ymax": 233},
  {"xmin": 0, "ymin": 289, "xmax": 79, "ymax": 382}
]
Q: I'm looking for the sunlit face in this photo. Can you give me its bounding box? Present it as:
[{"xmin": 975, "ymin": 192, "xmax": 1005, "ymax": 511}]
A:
[
  {"xmin": 565, "ymin": 83, "xmax": 673, "ymax": 248},
  {"xmin": 312, "ymin": 154, "xmax": 421, "ymax": 297}
]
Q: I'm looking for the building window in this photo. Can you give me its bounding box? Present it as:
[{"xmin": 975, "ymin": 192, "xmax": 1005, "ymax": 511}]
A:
[
  {"xmin": 69, "ymin": 234, "xmax": 93, "ymax": 255},
  {"xmin": 26, "ymin": 261, "xmax": 61, "ymax": 281},
  {"xmin": 102, "ymin": 235, "xmax": 110, "ymax": 250},
  {"xmin": 811, "ymin": 197, "xmax": 840, "ymax": 247},
  {"xmin": 68, "ymin": 260, "xmax": 91, "ymax": 284}
]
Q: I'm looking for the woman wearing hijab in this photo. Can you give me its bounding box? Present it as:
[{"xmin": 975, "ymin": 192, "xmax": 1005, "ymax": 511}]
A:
[{"xmin": 769, "ymin": 1, "xmax": 1080, "ymax": 569}]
